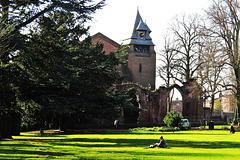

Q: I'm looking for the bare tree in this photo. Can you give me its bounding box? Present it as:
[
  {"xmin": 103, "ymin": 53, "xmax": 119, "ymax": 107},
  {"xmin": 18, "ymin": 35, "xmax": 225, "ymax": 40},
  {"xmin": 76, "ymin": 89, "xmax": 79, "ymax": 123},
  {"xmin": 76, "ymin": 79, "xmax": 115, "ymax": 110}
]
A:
[
  {"xmin": 170, "ymin": 14, "xmax": 203, "ymax": 84},
  {"xmin": 158, "ymin": 36, "xmax": 178, "ymax": 111},
  {"xmin": 200, "ymin": 36, "xmax": 226, "ymax": 116},
  {"xmin": 206, "ymin": 0, "xmax": 240, "ymax": 123},
  {"xmin": 158, "ymin": 36, "xmax": 178, "ymax": 87}
]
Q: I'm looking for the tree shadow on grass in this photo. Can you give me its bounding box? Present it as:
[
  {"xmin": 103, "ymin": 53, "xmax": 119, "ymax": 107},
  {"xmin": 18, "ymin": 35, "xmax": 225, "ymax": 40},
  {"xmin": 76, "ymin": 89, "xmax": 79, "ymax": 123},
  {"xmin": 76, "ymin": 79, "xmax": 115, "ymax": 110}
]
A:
[
  {"xmin": 16, "ymin": 130, "xmax": 231, "ymax": 139},
  {"xmin": 0, "ymin": 148, "xmax": 73, "ymax": 157},
  {"xmin": 96, "ymin": 150, "xmax": 228, "ymax": 158},
  {"xmin": 0, "ymin": 143, "xmax": 36, "ymax": 148},
  {"xmin": 48, "ymin": 138, "xmax": 156, "ymax": 148},
  {"xmin": 167, "ymin": 139, "xmax": 240, "ymax": 149},
  {"xmin": 10, "ymin": 131, "xmax": 240, "ymax": 150},
  {"xmin": 2, "ymin": 133, "xmax": 239, "ymax": 159},
  {"xmin": 62, "ymin": 131, "xmax": 230, "ymax": 136},
  {"xmin": 49, "ymin": 137, "xmax": 240, "ymax": 149},
  {"xmin": 0, "ymin": 142, "xmax": 73, "ymax": 158}
]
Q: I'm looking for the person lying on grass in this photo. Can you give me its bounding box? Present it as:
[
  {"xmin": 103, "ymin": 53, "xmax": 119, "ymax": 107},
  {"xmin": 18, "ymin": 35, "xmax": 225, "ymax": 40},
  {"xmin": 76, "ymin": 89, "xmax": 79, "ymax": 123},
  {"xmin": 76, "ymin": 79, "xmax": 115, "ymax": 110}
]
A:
[{"xmin": 149, "ymin": 136, "xmax": 167, "ymax": 148}]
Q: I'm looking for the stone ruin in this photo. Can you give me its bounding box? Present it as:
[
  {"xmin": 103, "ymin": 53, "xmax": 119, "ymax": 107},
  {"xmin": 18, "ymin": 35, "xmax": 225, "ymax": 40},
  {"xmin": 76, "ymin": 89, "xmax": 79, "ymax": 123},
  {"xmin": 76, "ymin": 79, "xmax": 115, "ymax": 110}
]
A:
[{"xmin": 120, "ymin": 79, "xmax": 204, "ymax": 125}]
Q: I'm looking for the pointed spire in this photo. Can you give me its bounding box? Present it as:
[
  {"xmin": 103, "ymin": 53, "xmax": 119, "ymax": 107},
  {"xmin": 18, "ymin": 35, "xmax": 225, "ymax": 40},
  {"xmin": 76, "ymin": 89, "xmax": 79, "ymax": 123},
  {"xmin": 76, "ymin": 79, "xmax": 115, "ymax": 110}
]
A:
[
  {"xmin": 129, "ymin": 9, "xmax": 154, "ymax": 46},
  {"xmin": 131, "ymin": 9, "xmax": 143, "ymax": 39},
  {"xmin": 137, "ymin": 20, "xmax": 150, "ymax": 31}
]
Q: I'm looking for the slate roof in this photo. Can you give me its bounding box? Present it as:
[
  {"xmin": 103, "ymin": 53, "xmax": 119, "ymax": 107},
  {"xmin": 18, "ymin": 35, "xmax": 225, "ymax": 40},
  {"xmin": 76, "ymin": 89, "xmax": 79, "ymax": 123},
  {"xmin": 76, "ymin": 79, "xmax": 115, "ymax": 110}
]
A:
[{"xmin": 129, "ymin": 9, "xmax": 154, "ymax": 46}]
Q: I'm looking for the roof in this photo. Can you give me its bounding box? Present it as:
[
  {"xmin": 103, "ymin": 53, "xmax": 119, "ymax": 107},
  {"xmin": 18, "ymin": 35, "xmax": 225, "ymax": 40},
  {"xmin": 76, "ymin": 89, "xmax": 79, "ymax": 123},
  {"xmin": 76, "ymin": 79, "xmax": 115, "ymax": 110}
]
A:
[
  {"xmin": 91, "ymin": 32, "xmax": 120, "ymax": 48},
  {"xmin": 129, "ymin": 9, "xmax": 154, "ymax": 46},
  {"xmin": 136, "ymin": 20, "xmax": 151, "ymax": 31}
]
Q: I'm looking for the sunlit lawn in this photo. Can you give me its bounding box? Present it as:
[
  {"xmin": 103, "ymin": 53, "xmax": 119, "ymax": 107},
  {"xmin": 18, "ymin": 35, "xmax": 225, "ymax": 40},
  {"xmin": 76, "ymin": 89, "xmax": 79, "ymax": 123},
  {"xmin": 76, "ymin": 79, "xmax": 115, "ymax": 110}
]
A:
[{"xmin": 0, "ymin": 130, "xmax": 240, "ymax": 159}]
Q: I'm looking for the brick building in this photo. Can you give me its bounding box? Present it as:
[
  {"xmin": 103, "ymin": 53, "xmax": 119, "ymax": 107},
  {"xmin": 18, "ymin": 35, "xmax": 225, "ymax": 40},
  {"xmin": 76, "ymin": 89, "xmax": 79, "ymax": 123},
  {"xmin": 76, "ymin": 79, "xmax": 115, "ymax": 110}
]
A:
[
  {"xmin": 204, "ymin": 94, "xmax": 235, "ymax": 113},
  {"xmin": 91, "ymin": 10, "xmax": 156, "ymax": 88},
  {"xmin": 91, "ymin": 11, "xmax": 204, "ymax": 124},
  {"xmin": 203, "ymin": 94, "xmax": 235, "ymax": 121},
  {"xmin": 91, "ymin": 32, "xmax": 120, "ymax": 55},
  {"xmin": 171, "ymin": 98, "xmax": 183, "ymax": 115},
  {"xmin": 220, "ymin": 94, "xmax": 236, "ymax": 113},
  {"xmin": 125, "ymin": 9, "xmax": 156, "ymax": 88}
]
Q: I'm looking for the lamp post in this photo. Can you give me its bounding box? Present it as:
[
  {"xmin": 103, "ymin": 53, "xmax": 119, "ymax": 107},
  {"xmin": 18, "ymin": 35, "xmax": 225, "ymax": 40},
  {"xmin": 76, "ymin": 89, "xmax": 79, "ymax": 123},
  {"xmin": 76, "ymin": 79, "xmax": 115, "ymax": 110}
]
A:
[{"xmin": 203, "ymin": 91, "xmax": 207, "ymax": 128}]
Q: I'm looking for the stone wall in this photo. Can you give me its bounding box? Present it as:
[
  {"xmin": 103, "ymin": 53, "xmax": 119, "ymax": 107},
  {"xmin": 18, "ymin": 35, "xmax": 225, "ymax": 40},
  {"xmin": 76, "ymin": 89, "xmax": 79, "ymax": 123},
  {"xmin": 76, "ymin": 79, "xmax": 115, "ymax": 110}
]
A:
[{"xmin": 121, "ymin": 79, "xmax": 204, "ymax": 125}]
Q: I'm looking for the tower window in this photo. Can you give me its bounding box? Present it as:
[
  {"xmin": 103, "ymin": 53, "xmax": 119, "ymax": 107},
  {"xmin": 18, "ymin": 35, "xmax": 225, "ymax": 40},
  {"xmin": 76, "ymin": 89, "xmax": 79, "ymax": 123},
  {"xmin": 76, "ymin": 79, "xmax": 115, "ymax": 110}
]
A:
[
  {"xmin": 134, "ymin": 45, "xmax": 149, "ymax": 53},
  {"xmin": 139, "ymin": 63, "xmax": 142, "ymax": 73}
]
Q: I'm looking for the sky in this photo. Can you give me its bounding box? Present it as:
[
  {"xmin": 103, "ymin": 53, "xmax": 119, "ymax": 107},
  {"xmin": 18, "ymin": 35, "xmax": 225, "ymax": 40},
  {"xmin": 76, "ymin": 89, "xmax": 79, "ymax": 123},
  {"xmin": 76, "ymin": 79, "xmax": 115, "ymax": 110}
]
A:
[
  {"xmin": 87, "ymin": 0, "xmax": 212, "ymax": 98},
  {"xmin": 88, "ymin": 0, "xmax": 211, "ymax": 47}
]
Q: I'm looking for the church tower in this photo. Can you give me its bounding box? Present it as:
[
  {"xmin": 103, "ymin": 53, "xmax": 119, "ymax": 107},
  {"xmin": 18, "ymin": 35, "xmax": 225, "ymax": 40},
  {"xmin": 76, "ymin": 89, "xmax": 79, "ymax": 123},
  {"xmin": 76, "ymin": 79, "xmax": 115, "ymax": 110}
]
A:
[{"xmin": 127, "ymin": 10, "xmax": 156, "ymax": 88}]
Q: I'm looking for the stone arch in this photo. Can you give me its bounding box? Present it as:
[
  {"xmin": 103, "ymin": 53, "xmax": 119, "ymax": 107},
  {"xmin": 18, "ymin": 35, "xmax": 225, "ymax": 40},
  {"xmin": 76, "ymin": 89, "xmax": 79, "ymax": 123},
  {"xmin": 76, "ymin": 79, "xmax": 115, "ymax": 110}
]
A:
[
  {"xmin": 119, "ymin": 83, "xmax": 150, "ymax": 124},
  {"xmin": 167, "ymin": 85, "xmax": 183, "ymax": 114},
  {"xmin": 166, "ymin": 80, "xmax": 204, "ymax": 120},
  {"xmin": 119, "ymin": 79, "xmax": 204, "ymax": 125}
]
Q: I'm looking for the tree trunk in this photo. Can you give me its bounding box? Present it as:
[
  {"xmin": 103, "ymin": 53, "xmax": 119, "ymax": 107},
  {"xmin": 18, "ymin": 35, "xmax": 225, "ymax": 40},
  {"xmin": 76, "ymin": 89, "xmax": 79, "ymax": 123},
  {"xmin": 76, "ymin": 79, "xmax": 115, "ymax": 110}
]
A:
[
  {"xmin": 210, "ymin": 95, "xmax": 215, "ymax": 117},
  {"xmin": 234, "ymin": 87, "xmax": 240, "ymax": 124},
  {"xmin": 234, "ymin": 69, "xmax": 240, "ymax": 124},
  {"xmin": 58, "ymin": 117, "xmax": 66, "ymax": 131}
]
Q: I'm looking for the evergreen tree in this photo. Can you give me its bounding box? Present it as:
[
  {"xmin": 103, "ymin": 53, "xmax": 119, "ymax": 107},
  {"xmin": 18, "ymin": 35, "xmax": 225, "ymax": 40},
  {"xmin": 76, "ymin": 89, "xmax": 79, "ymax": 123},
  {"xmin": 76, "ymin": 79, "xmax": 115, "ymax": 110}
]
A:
[
  {"xmin": 163, "ymin": 110, "xmax": 183, "ymax": 128},
  {"xmin": 0, "ymin": 0, "xmax": 105, "ymax": 138},
  {"xmin": 16, "ymin": 11, "xmax": 120, "ymax": 130}
]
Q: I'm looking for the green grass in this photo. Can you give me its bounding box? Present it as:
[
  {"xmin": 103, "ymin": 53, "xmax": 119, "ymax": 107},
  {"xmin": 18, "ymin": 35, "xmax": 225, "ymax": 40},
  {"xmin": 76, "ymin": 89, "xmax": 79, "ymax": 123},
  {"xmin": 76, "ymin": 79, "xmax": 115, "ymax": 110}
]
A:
[{"xmin": 0, "ymin": 130, "xmax": 240, "ymax": 159}]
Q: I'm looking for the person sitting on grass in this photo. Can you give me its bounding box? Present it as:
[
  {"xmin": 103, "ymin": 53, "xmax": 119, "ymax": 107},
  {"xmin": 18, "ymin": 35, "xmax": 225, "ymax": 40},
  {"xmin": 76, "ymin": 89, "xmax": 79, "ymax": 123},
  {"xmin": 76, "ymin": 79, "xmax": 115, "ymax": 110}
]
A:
[
  {"xmin": 230, "ymin": 124, "xmax": 235, "ymax": 134},
  {"xmin": 149, "ymin": 136, "xmax": 167, "ymax": 148}
]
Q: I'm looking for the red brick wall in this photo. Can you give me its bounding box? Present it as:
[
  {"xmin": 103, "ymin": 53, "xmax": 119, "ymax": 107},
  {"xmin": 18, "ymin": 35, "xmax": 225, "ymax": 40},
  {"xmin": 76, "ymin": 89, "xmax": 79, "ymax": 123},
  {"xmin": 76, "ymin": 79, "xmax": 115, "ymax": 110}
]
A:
[
  {"xmin": 180, "ymin": 80, "xmax": 204, "ymax": 120},
  {"xmin": 171, "ymin": 100, "xmax": 183, "ymax": 114},
  {"xmin": 120, "ymin": 81, "xmax": 203, "ymax": 125},
  {"xmin": 91, "ymin": 33, "xmax": 119, "ymax": 55},
  {"xmin": 127, "ymin": 45, "xmax": 156, "ymax": 88},
  {"xmin": 92, "ymin": 37, "xmax": 118, "ymax": 55}
]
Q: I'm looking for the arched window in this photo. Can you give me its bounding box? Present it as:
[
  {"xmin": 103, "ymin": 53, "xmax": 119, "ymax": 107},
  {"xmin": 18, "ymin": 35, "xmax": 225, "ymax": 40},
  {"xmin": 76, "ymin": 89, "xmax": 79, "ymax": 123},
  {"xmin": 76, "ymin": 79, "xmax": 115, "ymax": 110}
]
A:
[{"xmin": 139, "ymin": 63, "xmax": 142, "ymax": 73}]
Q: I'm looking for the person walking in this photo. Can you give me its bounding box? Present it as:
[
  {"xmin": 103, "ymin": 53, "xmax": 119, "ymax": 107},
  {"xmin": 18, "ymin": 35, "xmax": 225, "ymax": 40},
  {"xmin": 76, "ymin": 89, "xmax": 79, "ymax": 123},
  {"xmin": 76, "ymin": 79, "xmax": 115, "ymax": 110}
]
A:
[{"xmin": 114, "ymin": 120, "xmax": 119, "ymax": 129}]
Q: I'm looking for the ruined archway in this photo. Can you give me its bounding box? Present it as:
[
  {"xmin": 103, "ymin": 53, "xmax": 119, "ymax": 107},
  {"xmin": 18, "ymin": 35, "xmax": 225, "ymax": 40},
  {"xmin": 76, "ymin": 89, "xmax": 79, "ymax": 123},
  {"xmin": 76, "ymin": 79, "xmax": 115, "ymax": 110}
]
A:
[
  {"xmin": 166, "ymin": 80, "xmax": 204, "ymax": 121},
  {"xmin": 169, "ymin": 88, "xmax": 183, "ymax": 115},
  {"xmin": 123, "ymin": 89, "xmax": 140, "ymax": 124},
  {"xmin": 120, "ymin": 79, "xmax": 204, "ymax": 125}
]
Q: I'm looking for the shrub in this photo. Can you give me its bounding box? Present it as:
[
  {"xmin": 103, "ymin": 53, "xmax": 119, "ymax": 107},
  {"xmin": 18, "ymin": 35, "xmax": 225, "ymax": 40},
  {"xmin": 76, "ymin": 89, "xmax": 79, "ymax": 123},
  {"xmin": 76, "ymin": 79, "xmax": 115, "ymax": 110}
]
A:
[
  {"xmin": 129, "ymin": 126, "xmax": 180, "ymax": 132},
  {"xmin": 222, "ymin": 126, "xmax": 229, "ymax": 130},
  {"xmin": 163, "ymin": 110, "xmax": 183, "ymax": 128},
  {"xmin": 199, "ymin": 126, "xmax": 204, "ymax": 130}
]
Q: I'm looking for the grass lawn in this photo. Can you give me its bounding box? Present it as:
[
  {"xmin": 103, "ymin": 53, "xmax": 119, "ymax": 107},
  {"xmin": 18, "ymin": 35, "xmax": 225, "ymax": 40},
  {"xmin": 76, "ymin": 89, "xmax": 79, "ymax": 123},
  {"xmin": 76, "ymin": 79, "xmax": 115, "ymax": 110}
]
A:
[{"xmin": 0, "ymin": 130, "xmax": 240, "ymax": 159}]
